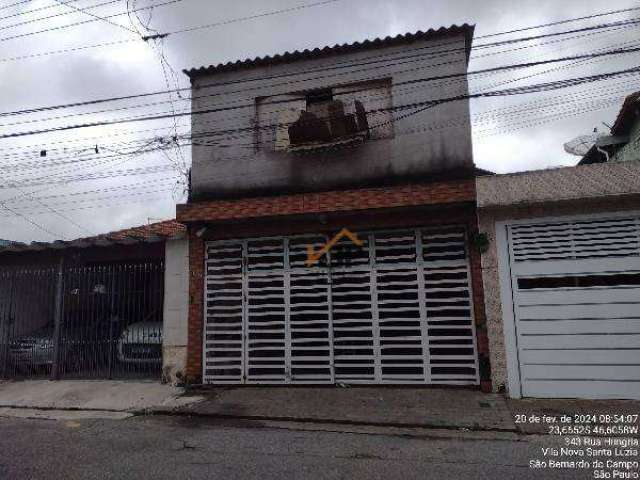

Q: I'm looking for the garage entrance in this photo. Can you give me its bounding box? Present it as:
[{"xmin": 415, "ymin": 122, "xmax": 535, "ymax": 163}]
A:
[
  {"xmin": 0, "ymin": 262, "xmax": 164, "ymax": 380},
  {"xmin": 500, "ymin": 214, "xmax": 640, "ymax": 399},
  {"xmin": 203, "ymin": 227, "xmax": 479, "ymax": 385}
]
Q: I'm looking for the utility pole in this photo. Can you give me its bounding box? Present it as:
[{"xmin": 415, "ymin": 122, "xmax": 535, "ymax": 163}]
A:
[{"xmin": 50, "ymin": 256, "xmax": 65, "ymax": 380}]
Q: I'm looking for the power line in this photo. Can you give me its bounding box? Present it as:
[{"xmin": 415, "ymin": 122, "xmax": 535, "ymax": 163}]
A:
[
  {"xmin": 0, "ymin": 38, "xmax": 139, "ymax": 63},
  {"xmin": 0, "ymin": 0, "xmax": 121, "ymax": 33},
  {"xmin": 0, "ymin": 3, "xmax": 634, "ymax": 66},
  {"xmin": 0, "ymin": 0, "xmax": 32, "ymax": 13},
  {"xmin": 2, "ymin": 73, "xmax": 637, "ymax": 175},
  {"xmin": 0, "ymin": 192, "xmax": 174, "ymax": 217},
  {"xmin": 0, "ymin": 0, "xmax": 339, "ymax": 44},
  {"xmin": 1, "ymin": 53, "xmax": 632, "ymax": 161},
  {"xmin": 0, "ymin": 138, "xmax": 165, "ymax": 209},
  {"xmin": 0, "ymin": 0, "xmax": 183, "ymax": 43},
  {"xmin": 0, "ymin": 0, "xmax": 84, "ymax": 21},
  {"xmin": 0, "ymin": 0, "xmax": 342, "ymax": 62},
  {"xmin": 476, "ymin": 4, "xmax": 640, "ymax": 39},
  {"xmin": 51, "ymin": 0, "xmax": 138, "ymax": 35},
  {"xmin": 164, "ymin": 0, "xmax": 342, "ymax": 36},
  {"xmin": 2, "ymin": 45, "xmax": 640, "ymax": 140},
  {"xmin": 0, "ymin": 201, "xmax": 65, "ymax": 239},
  {"xmin": 2, "ymin": 15, "xmax": 638, "ymax": 121},
  {"xmin": 2, "ymin": 29, "xmax": 638, "ymax": 134},
  {"xmin": 0, "ymin": 79, "xmax": 632, "ymax": 211},
  {"xmin": 12, "ymin": 183, "xmax": 96, "ymax": 235}
]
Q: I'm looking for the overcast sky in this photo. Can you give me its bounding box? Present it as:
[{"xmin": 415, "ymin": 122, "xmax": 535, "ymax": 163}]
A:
[{"xmin": 0, "ymin": 0, "xmax": 638, "ymax": 243}]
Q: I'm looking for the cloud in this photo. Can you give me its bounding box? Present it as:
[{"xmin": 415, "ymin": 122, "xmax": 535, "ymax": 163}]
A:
[{"xmin": 0, "ymin": 0, "xmax": 638, "ymax": 242}]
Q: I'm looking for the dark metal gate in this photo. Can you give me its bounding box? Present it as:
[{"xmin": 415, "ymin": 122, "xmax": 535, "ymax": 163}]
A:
[{"xmin": 0, "ymin": 261, "xmax": 164, "ymax": 380}]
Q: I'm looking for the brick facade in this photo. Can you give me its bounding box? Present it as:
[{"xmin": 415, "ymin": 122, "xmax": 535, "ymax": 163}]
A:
[
  {"xmin": 182, "ymin": 179, "xmax": 490, "ymax": 387},
  {"xmin": 177, "ymin": 180, "xmax": 475, "ymax": 222},
  {"xmin": 186, "ymin": 230, "xmax": 205, "ymax": 381}
]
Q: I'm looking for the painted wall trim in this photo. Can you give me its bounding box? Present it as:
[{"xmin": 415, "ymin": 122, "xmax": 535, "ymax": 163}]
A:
[{"xmin": 494, "ymin": 220, "xmax": 521, "ymax": 398}]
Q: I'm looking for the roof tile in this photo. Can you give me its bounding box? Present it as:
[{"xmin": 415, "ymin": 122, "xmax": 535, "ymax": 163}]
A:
[{"xmin": 184, "ymin": 24, "xmax": 474, "ymax": 78}]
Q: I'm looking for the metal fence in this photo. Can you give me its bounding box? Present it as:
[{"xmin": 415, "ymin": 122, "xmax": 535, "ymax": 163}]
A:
[{"xmin": 0, "ymin": 261, "xmax": 164, "ymax": 380}]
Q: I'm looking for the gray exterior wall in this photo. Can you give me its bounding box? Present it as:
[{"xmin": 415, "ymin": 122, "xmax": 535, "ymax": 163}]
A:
[
  {"xmin": 162, "ymin": 237, "xmax": 189, "ymax": 384},
  {"xmin": 476, "ymin": 162, "xmax": 640, "ymax": 392},
  {"xmin": 189, "ymin": 33, "xmax": 473, "ymax": 200}
]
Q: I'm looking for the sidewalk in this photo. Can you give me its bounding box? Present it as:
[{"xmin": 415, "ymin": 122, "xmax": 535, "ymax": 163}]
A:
[
  {"xmin": 2, "ymin": 381, "xmax": 637, "ymax": 436},
  {"xmin": 178, "ymin": 386, "xmax": 517, "ymax": 431},
  {"xmin": 0, "ymin": 380, "xmax": 202, "ymax": 413}
]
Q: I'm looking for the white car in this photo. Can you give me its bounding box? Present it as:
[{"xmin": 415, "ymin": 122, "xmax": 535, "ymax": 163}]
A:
[{"xmin": 117, "ymin": 321, "xmax": 162, "ymax": 364}]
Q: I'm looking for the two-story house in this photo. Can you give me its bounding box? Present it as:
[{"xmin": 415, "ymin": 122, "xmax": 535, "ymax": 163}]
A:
[{"xmin": 177, "ymin": 25, "xmax": 492, "ymax": 389}]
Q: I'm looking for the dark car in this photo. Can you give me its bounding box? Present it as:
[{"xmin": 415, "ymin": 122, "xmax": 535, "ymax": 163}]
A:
[{"xmin": 8, "ymin": 316, "xmax": 122, "ymax": 373}]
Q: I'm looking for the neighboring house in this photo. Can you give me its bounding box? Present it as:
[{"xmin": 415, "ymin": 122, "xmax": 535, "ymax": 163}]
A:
[
  {"xmin": 0, "ymin": 220, "xmax": 188, "ymax": 384},
  {"xmin": 579, "ymin": 90, "xmax": 640, "ymax": 164},
  {"xmin": 477, "ymin": 161, "xmax": 640, "ymax": 400},
  {"xmin": 178, "ymin": 26, "xmax": 493, "ymax": 388}
]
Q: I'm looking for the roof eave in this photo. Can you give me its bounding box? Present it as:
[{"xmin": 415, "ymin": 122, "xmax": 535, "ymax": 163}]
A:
[{"xmin": 183, "ymin": 24, "xmax": 475, "ymax": 79}]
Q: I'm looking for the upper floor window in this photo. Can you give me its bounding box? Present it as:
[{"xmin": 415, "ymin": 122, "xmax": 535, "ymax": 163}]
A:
[{"xmin": 255, "ymin": 79, "xmax": 394, "ymax": 153}]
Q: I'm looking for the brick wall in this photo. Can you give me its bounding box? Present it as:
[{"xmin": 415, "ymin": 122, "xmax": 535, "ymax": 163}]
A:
[
  {"xmin": 185, "ymin": 230, "xmax": 205, "ymax": 381},
  {"xmin": 466, "ymin": 230, "xmax": 491, "ymax": 391},
  {"xmin": 177, "ymin": 180, "xmax": 475, "ymax": 222}
]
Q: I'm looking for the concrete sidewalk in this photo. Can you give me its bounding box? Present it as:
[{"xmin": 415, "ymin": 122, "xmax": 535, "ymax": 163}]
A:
[
  {"xmin": 178, "ymin": 387, "xmax": 517, "ymax": 431},
  {"xmin": 0, "ymin": 380, "xmax": 516, "ymax": 430},
  {"xmin": 3, "ymin": 381, "xmax": 636, "ymax": 435},
  {"xmin": 0, "ymin": 380, "xmax": 202, "ymax": 414}
]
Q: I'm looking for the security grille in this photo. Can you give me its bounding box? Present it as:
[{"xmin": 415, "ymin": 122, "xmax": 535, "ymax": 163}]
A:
[
  {"xmin": 0, "ymin": 262, "xmax": 164, "ymax": 380},
  {"xmin": 203, "ymin": 227, "xmax": 479, "ymax": 385}
]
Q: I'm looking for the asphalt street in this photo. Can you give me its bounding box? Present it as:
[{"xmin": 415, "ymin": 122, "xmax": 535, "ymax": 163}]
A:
[{"xmin": 0, "ymin": 414, "xmax": 592, "ymax": 479}]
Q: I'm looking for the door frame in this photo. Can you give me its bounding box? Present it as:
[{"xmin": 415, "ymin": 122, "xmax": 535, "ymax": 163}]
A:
[{"xmin": 494, "ymin": 209, "xmax": 640, "ymax": 399}]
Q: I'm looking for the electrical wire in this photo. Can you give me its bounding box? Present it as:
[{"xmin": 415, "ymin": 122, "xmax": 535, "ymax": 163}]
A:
[
  {"xmin": 3, "ymin": 15, "xmax": 639, "ymax": 119},
  {"xmin": 0, "ymin": 0, "xmax": 83, "ymax": 21},
  {"xmin": 2, "ymin": 46, "xmax": 640, "ymax": 140},
  {"xmin": 0, "ymin": 0, "xmax": 122, "ymax": 33},
  {"xmin": 0, "ymin": 0, "xmax": 183, "ymax": 43},
  {"xmin": 51, "ymin": 0, "xmax": 138, "ymax": 35},
  {"xmin": 0, "ymin": 0, "xmax": 32, "ymax": 13}
]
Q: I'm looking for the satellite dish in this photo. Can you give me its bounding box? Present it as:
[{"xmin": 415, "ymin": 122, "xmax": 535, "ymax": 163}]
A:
[{"xmin": 563, "ymin": 132, "xmax": 606, "ymax": 156}]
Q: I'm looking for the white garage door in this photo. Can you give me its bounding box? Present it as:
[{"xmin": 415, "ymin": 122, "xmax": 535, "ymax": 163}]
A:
[
  {"xmin": 203, "ymin": 227, "xmax": 479, "ymax": 385},
  {"xmin": 505, "ymin": 215, "xmax": 640, "ymax": 399}
]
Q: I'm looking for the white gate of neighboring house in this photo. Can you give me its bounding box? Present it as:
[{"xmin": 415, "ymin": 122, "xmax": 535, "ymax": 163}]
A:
[
  {"xmin": 496, "ymin": 213, "xmax": 640, "ymax": 399},
  {"xmin": 203, "ymin": 227, "xmax": 479, "ymax": 385}
]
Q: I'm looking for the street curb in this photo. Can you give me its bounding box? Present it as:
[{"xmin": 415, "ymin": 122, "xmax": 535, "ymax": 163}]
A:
[
  {"xmin": 136, "ymin": 408, "xmax": 520, "ymax": 434},
  {"xmin": 0, "ymin": 404, "xmax": 131, "ymax": 414},
  {"xmin": 0, "ymin": 404, "xmax": 520, "ymax": 435}
]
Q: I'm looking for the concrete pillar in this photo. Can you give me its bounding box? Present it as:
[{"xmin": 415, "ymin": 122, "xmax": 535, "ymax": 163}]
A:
[{"xmin": 162, "ymin": 237, "xmax": 189, "ymax": 384}]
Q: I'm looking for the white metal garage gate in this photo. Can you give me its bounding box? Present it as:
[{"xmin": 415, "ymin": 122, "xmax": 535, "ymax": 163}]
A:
[
  {"xmin": 203, "ymin": 227, "xmax": 479, "ymax": 385},
  {"xmin": 501, "ymin": 215, "xmax": 640, "ymax": 399}
]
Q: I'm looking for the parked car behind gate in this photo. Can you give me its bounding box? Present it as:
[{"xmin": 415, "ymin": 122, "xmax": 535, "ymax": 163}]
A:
[
  {"xmin": 8, "ymin": 315, "xmax": 118, "ymax": 373},
  {"xmin": 117, "ymin": 318, "xmax": 162, "ymax": 365},
  {"xmin": 8, "ymin": 325, "xmax": 55, "ymax": 369}
]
